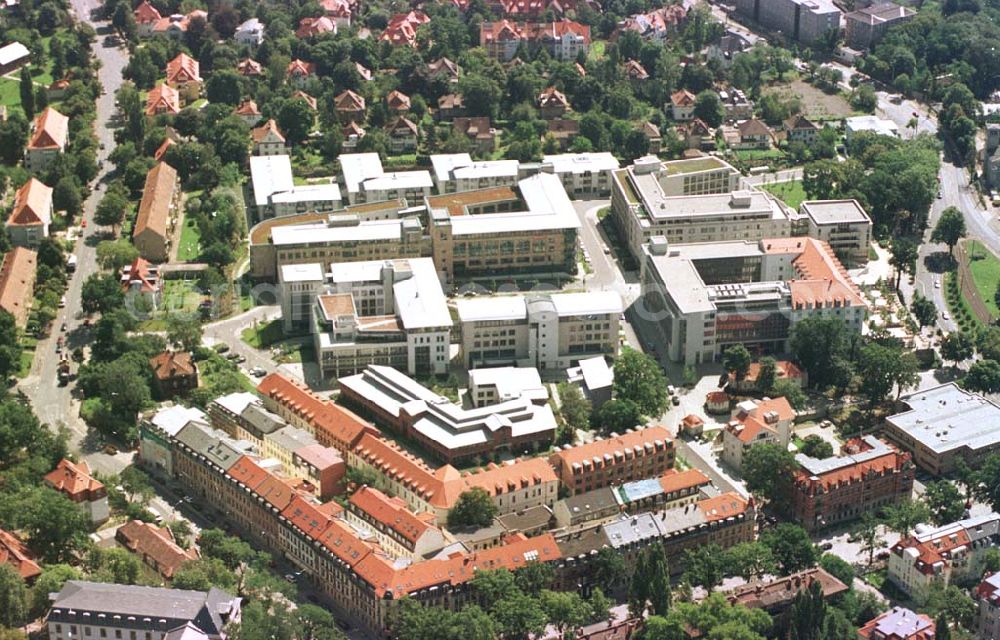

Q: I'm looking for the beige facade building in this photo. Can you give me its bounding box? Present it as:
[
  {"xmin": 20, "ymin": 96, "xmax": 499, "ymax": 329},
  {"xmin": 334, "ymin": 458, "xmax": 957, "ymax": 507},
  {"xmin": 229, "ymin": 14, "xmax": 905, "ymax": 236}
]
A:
[{"xmin": 798, "ymin": 199, "xmax": 872, "ymax": 267}]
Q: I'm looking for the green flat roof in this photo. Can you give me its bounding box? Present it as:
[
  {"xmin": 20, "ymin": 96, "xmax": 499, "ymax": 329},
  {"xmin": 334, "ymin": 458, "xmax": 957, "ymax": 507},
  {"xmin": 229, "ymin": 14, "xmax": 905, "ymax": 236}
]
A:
[{"xmin": 661, "ymin": 157, "xmax": 727, "ymax": 176}]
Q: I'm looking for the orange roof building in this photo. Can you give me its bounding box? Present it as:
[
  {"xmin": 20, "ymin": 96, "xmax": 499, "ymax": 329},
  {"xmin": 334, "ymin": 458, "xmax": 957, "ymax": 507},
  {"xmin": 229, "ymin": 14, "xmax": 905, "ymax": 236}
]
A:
[
  {"xmin": 251, "ymin": 119, "xmax": 288, "ymax": 156},
  {"xmin": 0, "ymin": 528, "xmax": 41, "ymax": 581},
  {"xmin": 286, "ymin": 59, "xmax": 316, "ymax": 86},
  {"xmin": 296, "ymin": 15, "xmax": 337, "ymax": 38},
  {"xmin": 165, "ymin": 53, "xmax": 201, "ymax": 86},
  {"xmin": 44, "ymin": 459, "xmax": 109, "ymax": 524},
  {"xmin": 145, "ymin": 83, "xmax": 180, "ymax": 116},
  {"xmin": 25, "ymin": 107, "xmax": 68, "ymax": 172},
  {"xmin": 149, "ymin": 350, "xmax": 198, "ymax": 398},
  {"xmin": 116, "ymin": 520, "xmax": 199, "ymax": 579},
  {"xmin": 721, "ymin": 396, "xmax": 796, "ymax": 471},
  {"xmin": 380, "ymin": 11, "xmax": 430, "ymax": 47},
  {"xmin": 133, "ymin": 162, "xmax": 178, "ymax": 262},
  {"xmin": 236, "ymin": 58, "xmax": 264, "ymax": 77},
  {"xmin": 345, "ymin": 487, "xmax": 447, "ymax": 559},
  {"xmin": 480, "ymin": 20, "xmax": 590, "ymax": 61},
  {"xmin": 6, "ymin": 177, "xmax": 52, "ymax": 248},
  {"xmin": 726, "ymin": 567, "xmax": 848, "ymax": 614},
  {"xmin": 549, "ymin": 426, "xmax": 674, "ymax": 495},
  {"xmin": 0, "ymin": 246, "xmax": 36, "ymax": 329},
  {"xmin": 334, "ymin": 89, "xmax": 366, "ymax": 122}
]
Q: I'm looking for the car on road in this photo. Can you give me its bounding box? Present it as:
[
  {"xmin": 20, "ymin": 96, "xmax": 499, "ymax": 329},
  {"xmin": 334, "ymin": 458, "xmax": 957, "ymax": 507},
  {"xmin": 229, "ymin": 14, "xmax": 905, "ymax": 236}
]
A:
[
  {"xmin": 235, "ymin": 354, "xmax": 246, "ymax": 364},
  {"xmin": 935, "ymin": 279, "xmax": 941, "ymax": 288},
  {"xmin": 942, "ymin": 312, "xmax": 950, "ymax": 321},
  {"xmin": 671, "ymin": 396, "xmax": 680, "ymax": 406},
  {"xmin": 214, "ymin": 344, "xmax": 230, "ymax": 354},
  {"xmin": 225, "ymin": 352, "xmax": 241, "ymax": 361},
  {"xmin": 819, "ymin": 542, "xmax": 833, "ymax": 551},
  {"xmin": 938, "ymin": 190, "xmax": 943, "ymax": 199},
  {"xmin": 81, "ymin": 219, "xmax": 87, "ymax": 228},
  {"xmin": 285, "ymin": 574, "xmax": 296, "ymax": 583},
  {"xmin": 251, "ymin": 367, "xmax": 266, "ymax": 377}
]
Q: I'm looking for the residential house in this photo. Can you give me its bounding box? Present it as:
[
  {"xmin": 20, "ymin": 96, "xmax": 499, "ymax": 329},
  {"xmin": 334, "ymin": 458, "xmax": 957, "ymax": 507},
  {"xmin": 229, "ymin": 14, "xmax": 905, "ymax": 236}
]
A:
[
  {"xmin": 165, "ymin": 53, "xmax": 202, "ymax": 103},
  {"xmin": 133, "ymin": 0, "xmax": 162, "ymax": 37},
  {"xmin": 670, "ymin": 89, "xmax": 696, "ymax": 121},
  {"xmin": 385, "ymin": 116, "xmax": 419, "ymax": 154},
  {"xmin": 149, "ymin": 10, "xmax": 207, "ymax": 40},
  {"xmin": 154, "ymin": 137, "xmax": 175, "ymax": 161},
  {"xmin": 857, "ymin": 607, "xmax": 935, "ymax": 640},
  {"xmin": 335, "ymin": 89, "xmax": 366, "ymax": 123},
  {"xmin": 0, "ymin": 41, "xmax": 29, "ymax": 75},
  {"xmin": 385, "ymin": 90, "xmax": 411, "ymax": 115},
  {"xmin": 289, "ymin": 444, "xmax": 345, "ymax": 499},
  {"xmin": 642, "ymin": 121, "xmax": 662, "ymax": 154},
  {"xmin": 235, "ymin": 18, "xmax": 265, "ymax": 46},
  {"xmin": 236, "ymin": 58, "xmax": 264, "ymax": 77},
  {"xmin": 291, "ymin": 90, "xmax": 318, "ymax": 111},
  {"xmin": 735, "ymin": 118, "xmax": 773, "ymax": 149},
  {"xmin": 321, "ymin": 0, "xmax": 352, "ymax": 27},
  {"xmin": 679, "ymin": 414, "xmax": 705, "ymax": 437},
  {"xmin": 679, "ymin": 118, "xmax": 713, "ymax": 149},
  {"xmin": 133, "ymin": 162, "xmax": 179, "ymax": 262},
  {"xmin": 728, "ymin": 360, "xmax": 807, "ymax": 393},
  {"xmin": 437, "ymin": 94, "xmax": 466, "ymax": 120},
  {"xmin": 623, "ymin": 59, "xmax": 649, "ymax": 83},
  {"xmin": 705, "ymin": 31, "xmax": 753, "ymax": 67},
  {"xmin": 380, "ymin": 11, "xmax": 430, "ymax": 47},
  {"xmin": 47, "ymin": 581, "xmax": 241, "ymax": 640},
  {"xmin": 547, "ymin": 118, "xmax": 579, "ymax": 151},
  {"xmin": 116, "ymin": 520, "xmax": 199, "ymax": 579},
  {"xmin": 121, "ymin": 257, "xmax": 162, "ymax": 308},
  {"xmin": 480, "ymin": 20, "xmax": 590, "ymax": 61},
  {"xmin": 425, "ymin": 57, "xmax": 460, "ymax": 84},
  {"xmin": 784, "ymin": 114, "xmax": 820, "ymax": 144},
  {"xmin": 6, "ymin": 177, "xmax": 51, "ymax": 247},
  {"xmin": 721, "ymin": 397, "xmax": 795, "ymax": 471},
  {"xmin": 234, "ymin": 99, "xmax": 262, "ymax": 126},
  {"xmin": 150, "ymin": 350, "xmax": 199, "ymax": 398},
  {"xmin": 0, "ymin": 247, "xmax": 36, "ymax": 329},
  {"xmin": 453, "ymin": 117, "xmax": 496, "ymax": 153},
  {"xmin": 296, "ymin": 16, "xmax": 336, "ymax": 38},
  {"xmin": 146, "ymin": 83, "xmax": 180, "ymax": 116},
  {"xmin": 726, "ymin": 567, "xmax": 848, "ymax": 615},
  {"xmin": 0, "ymin": 528, "xmax": 40, "ymax": 581},
  {"xmin": 252, "ymin": 119, "xmax": 288, "ymax": 156},
  {"xmin": 353, "ymin": 62, "xmax": 371, "ymax": 81},
  {"xmin": 44, "ymin": 459, "xmax": 109, "ymax": 524},
  {"xmin": 286, "ymin": 59, "xmax": 315, "ymax": 88},
  {"xmin": 720, "ymin": 88, "xmax": 754, "ymax": 121},
  {"xmin": 618, "ymin": 5, "xmax": 687, "ymax": 42},
  {"xmin": 548, "ymin": 426, "xmax": 675, "ymax": 495},
  {"xmin": 342, "ymin": 121, "xmax": 365, "ymax": 151},
  {"xmin": 46, "ymin": 78, "xmax": 70, "ymax": 101},
  {"xmin": 25, "ymin": 106, "xmax": 68, "ymax": 172},
  {"xmin": 538, "ymin": 86, "xmax": 570, "ymax": 119}
]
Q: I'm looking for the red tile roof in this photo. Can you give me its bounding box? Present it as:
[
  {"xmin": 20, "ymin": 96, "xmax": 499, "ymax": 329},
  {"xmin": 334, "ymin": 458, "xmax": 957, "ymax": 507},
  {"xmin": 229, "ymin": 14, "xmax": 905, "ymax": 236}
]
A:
[
  {"xmin": 296, "ymin": 16, "xmax": 336, "ymax": 38},
  {"xmin": 28, "ymin": 107, "xmax": 68, "ymax": 151},
  {"xmin": 380, "ymin": 11, "xmax": 429, "ymax": 46},
  {"xmin": 133, "ymin": 161, "xmax": 177, "ymax": 242},
  {"xmin": 252, "ymin": 119, "xmax": 285, "ymax": 144},
  {"xmin": 335, "ymin": 89, "xmax": 365, "ymax": 112},
  {"xmin": 287, "ymin": 59, "xmax": 316, "ymax": 78},
  {"xmin": 44, "ymin": 459, "xmax": 104, "ymax": 499},
  {"xmin": 671, "ymin": 89, "xmax": 696, "ymax": 107},
  {"xmin": 699, "ymin": 493, "xmax": 750, "ymax": 522},
  {"xmin": 133, "ymin": 0, "xmax": 161, "ymax": 23},
  {"xmin": 116, "ymin": 520, "xmax": 198, "ymax": 579},
  {"xmin": 0, "ymin": 528, "xmax": 40, "ymax": 581},
  {"xmin": 235, "ymin": 99, "xmax": 261, "ymax": 117},
  {"xmin": 760, "ymin": 238, "xmax": 864, "ymax": 310},
  {"xmin": 0, "ymin": 247, "xmax": 36, "ymax": 328},
  {"xmin": 145, "ymin": 84, "xmax": 180, "ymax": 116},
  {"xmin": 538, "ymin": 86, "xmax": 570, "ymax": 109},
  {"xmin": 386, "ymin": 90, "xmax": 410, "ymax": 110},
  {"xmin": 237, "ymin": 58, "xmax": 264, "ymax": 76},
  {"xmin": 480, "ymin": 19, "xmax": 590, "ymax": 45},
  {"xmin": 550, "ymin": 426, "xmax": 672, "ymax": 469},
  {"xmin": 165, "ymin": 53, "xmax": 201, "ymax": 84},
  {"xmin": 149, "ymin": 350, "xmax": 196, "ymax": 380},
  {"xmin": 122, "ymin": 257, "xmax": 159, "ymax": 294},
  {"xmin": 349, "ymin": 487, "xmax": 436, "ymax": 544},
  {"xmin": 658, "ymin": 468, "xmax": 710, "ymax": 495},
  {"xmin": 7, "ymin": 178, "xmax": 51, "ymax": 227},
  {"xmin": 257, "ymin": 373, "xmax": 373, "ymax": 451}
]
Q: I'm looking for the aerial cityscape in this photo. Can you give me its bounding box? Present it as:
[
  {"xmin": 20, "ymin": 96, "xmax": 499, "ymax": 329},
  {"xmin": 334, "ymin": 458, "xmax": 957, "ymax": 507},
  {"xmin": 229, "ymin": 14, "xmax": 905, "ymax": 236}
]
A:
[{"xmin": 2, "ymin": 0, "xmax": 1000, "ymax": 637}]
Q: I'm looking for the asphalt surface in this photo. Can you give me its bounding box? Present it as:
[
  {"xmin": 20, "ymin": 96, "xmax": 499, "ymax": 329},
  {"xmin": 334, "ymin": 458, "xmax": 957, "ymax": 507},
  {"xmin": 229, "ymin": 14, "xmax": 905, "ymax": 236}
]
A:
[{"xmin": 17, "ymin": 3, "xmax": 131, "ymax": 475}]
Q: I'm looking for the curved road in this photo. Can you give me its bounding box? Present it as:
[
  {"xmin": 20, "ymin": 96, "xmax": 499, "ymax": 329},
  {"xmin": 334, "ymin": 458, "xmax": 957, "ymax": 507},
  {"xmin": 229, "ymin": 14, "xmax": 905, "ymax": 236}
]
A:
[{"xmin": 18, "ymin": 0, "xmax": 132, "ymax": 474}]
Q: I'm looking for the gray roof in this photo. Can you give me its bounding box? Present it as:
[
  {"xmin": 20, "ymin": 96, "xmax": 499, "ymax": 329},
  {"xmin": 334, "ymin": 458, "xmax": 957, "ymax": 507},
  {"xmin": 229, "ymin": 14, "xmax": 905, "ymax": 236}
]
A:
[
  {"xmin": 497, "ymin": 505, "xmax": 553, "ymax": 532},
  {"xmin": 800, "ymin": 199, "xmax": 871, "ymax": 226},
  {"xmin": 887, "ymin": 382, "xmax": 1000, "ymax": 455},
  {"xmin": 49, "ymin": 581, "xmax": 239, "ymax": 637},
  {"xmin": 175, "ymin": 423, "xmax": 248, "ymax": 471},
  {"xmin": 558, "ymin": 487, "xmax": 619, "ymax": 516},
  {"xmin": 239, "ymin": 403, "xmax": 286, "ymax": 436}
]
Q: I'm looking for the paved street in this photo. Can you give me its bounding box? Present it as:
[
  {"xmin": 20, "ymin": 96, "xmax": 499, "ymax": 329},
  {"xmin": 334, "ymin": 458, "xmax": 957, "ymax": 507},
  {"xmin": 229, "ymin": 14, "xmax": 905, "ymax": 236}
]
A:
[{"xmin": 17, "ymin": 2, "xmax": 131, "ymax": 475}]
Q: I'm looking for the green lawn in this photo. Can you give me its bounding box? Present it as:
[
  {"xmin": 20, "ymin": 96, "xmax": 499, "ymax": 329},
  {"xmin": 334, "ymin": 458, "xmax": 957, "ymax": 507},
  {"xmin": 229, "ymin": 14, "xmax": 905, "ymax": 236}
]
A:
[
  {"xmin": 138, "ymin": 280, "xmax": 206, "ymax": 331},
  {"xmin": 966, "ymin": 240, "xmax": 1000, "ymax": 316},
  {"xmin": 734, "ymin": 148, "xmax": 787, "ymax": 161},
  {"xmin": 762, "ymin": 180, "xmax": 808, "ymax": 209},
  {"xmin": 176, "ymin": 218, "xmax": 201, "ymax": 262},
  {"xmin": 0, "ymin": 77, "xmax": 21, "ymax": 109},
  {"xmin": 588, "ymin": 40, "xmax": 606, "ymax": 61},
  {"xmin": 241, "ymin": 319, "xmax": 286, "ymax": 349}
]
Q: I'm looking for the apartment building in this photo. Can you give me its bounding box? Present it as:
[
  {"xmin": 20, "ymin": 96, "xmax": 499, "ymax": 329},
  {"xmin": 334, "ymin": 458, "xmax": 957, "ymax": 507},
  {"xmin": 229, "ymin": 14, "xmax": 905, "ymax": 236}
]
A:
[
  {"xmin": 845, "ymin": 2, "xmax": 914, "ymax": 50},
  {"xmin": 304, "ymin": 258, "xmax": 451, "ymax": 378},
  {"xmin": 348, "ymin": 433, "xmax": 559, "ymax": 521},
  {"xmin": 548, "ymin": 427, "xmax": 674, "ymax": 495},
  {"xmin": 133, "ymin": 162, "xmax": 179, "ymax": 263},
  {"xmin": 542, "ymin": 153, "xmax": 621, "ymax": 198},
  {"xmin": 345, "ymin": 487, "xmax": 447, "ymax": 560},
  {"xmin": 25, "ymin": 107, "xmax": 68, "ymax": 172},
  {"xmin": 467, "ymin": 367, "xmax": 548, "ymax": 407},
  {"xmin": 721, "ymin": 397, "xmax": 795, "ymax": 471},
  {"xmin": 209, "ymin": 392, "xmax": 285, "ymax": 446},
  {"xmin": 138, "ymin": 405, "xmax": 210, "ymax": 478},
  {"xmin": 44, "ymin": 459, "xmax": 109, "ymax": 524},
  {"xmin": 884, "ymin": 382, "xmax": 1000, "ymax": 476},
  {"xmin": 339, "ymin": 153, "xmax": 433, "ymax": 205},
  {"xmin": 251, "ymin": 120, "xmax": 288, "ymax": 156},
  {"xmin": 976, "ymin": 571, "xmax": 1000, "ymax": 640},
  {"xmin": 430, "ymin": 153, "xmax": 520, "ymax": 193},
  {"xmin": 798, "ymin": 199, "xmax": 872, "ymax": 267},
  {"xmin": 339, "ymin": 364, "xmax": 556, "ymax": 464},
  {"xmin": 456, "ymin": 291, "xmax": 622, "ymax": 371},
  {"xmin": 639, "ymin": 236, "xmax": 867, "ymax": 365},
  {"xmin": 888, "ymin": 513, "xmax": 1000, "ymax": 603},
  {"xmin": 857, "ymin": 607, "xmax": 935, "ymax": 640},
  {"xmin": 0, "ymin": 527, "xmax": 40, "ymax": 581},
  {"xmin": 47, "ymin": 582, "xmax": 241, "ymax": 640},
  {"xmin": 6, "ymin": 177, "xmax": 51, "ymax": 248},
  {"xmin": 790, "ymin": 436, "xmax": 915, "ymax": 532},
  {"xmin": 0, "ymin": 247, "xmax": 37, "ymax": 329},
  {"xmin": 249, "ymin": 155, "xmax": 342, "ymax": 221},
  {"xmin": 726, "ymin": 567, "xmax": 848, "ymax": 615},
  {"xmin": 479, "ymin": 20, "xmax": 590, "ymax": 61},
  {"xmin": 733, "ymin": 0, "xmax": 842, "ymax": 45}
]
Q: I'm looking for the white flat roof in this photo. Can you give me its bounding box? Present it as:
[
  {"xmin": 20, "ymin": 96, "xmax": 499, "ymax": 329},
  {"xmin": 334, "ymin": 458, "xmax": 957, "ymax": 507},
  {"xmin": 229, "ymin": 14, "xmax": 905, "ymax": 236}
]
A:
[
  {"xmin": 363, "ymin": 171, "xmax": 433, "ymax": 191},
  {"xmin": 543, "ymin": 153, "xmax": 620, "ymax": 174},
  {"xmin": 212, "ymin": 392, "xmax": 259, "ymax": 417},
  {"xmin": 270, "ymin": 183, "xmax": 342, "ymax": 205},
  {"xmin": 271, "ymin": 219, "xmax": 404, "ymax": 246},
  {"xmin": 800, "ymin": 199, "xmax": 871, "ymax": 225},
  {"xmin": 888, "ymin": 383, "xmax": 1000, "ymax": 455},
  {"xmin": 846, "ymin": 115, "xmax": 899, "ymax": 136},
  {"xmin": 452, "ymin": 160, "xmax": 520, "ymax": 180},
  {"xmin": 327, "ymin": 260, "xmax": 384, "ymax": 284},
  {"xmin": 551, "ymin": 291, "xmax": 623, "ymax": 317},
  {"xmin": 430, "ymin": 153, "xmax": 473, "ymax": 183},
  {"xmin": 250, "ymin": 155, "xmax": 294, "ymax": 207},
  {"xmin": 0, "ymin": 42, "xmax": 29, "ymax": 67},
  {"xmin": 150, "ymin": 405, "xmax": 209, "ymax": 436},
  {"xmin": 280, "ymin": 262, "xmax": 324, "ymax": 283},
  {"xmin": 579, "ymin": 356, "xmax": 613, "ymax": 390},
  {"xmin": 457, "ymin": 291, "xmax": 621, "ymax": 322},
  {"xmin": 339, "ymin": 153, "xmax": 384, "ymax": 195},
  {"xmin": 387, "ymin": 258, "xmax": 452, "ymax": 330},
  {"xmin": 457, "ymin": 295, "xmax": 527, "ymax": 322},
  {"xmin": 448, "ymin": 173, "xmax": 580, "ymax": 236}
]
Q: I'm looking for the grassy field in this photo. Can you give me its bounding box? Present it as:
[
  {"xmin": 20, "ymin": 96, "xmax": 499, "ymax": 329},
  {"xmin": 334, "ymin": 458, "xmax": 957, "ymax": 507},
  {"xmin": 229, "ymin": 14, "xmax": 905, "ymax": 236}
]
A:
[
  {"xmin": 138, "ymin": 280, "xmax": 205, "ymax": 331},
  {"xmin": 241, "ymin": 319, "xmax": 286, "ymax": 349},
  {"xmin": 762, "ymin": 180, "xmax": 807, "ymax": 209},
  {"xmin": 967, "ymin": 240, "xmax": 1000, "ymax": 316},
  {"xmin": 0, "ymin": 77, "xmax": 21, "ymax": 109},
  {"xmin": 765, "ymin": 79, "xmax": 854, "ymax": 122},
  {"xmin": 176, "ymin": 218, "xmax": 201, "ymax": 262},
  {"xmin": 588, "ymin": 40, "xmax": 606, "ymax": 61}
]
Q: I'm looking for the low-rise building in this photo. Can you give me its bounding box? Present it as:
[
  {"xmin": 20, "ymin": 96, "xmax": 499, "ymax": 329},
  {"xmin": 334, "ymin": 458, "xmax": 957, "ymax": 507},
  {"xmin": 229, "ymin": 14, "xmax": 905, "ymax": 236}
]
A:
[
  {"xmin": 888, "ymin": 513, "xmax": 1000, "ymax": 603},
  {"xmin": 43, "ymin": 459, "xmax": 109, "ymax": 524},
  {"xmin": 976, "ymin": 571, "xmax": 1000, "ymax": 640},
  {"xmin": 430, "ymin": 153, "xmax": 520, "ymax": 194},
  {"xmin": 116, "ymin": 520, "xmax": 199, "ymax": 579},
  {"xmin": 289, "ymin": 444, "xmax": 345, "ymax": 499},
  {"xmin": 339, "ymin": 364, "xmax": 555, "ymax": 464},
  {"xmin": 790, "ymin": 436, "xmax": 914, "ymax": 532},
  {"xmin": 670, "ymin": 89, "xmax": 696, "ymax": 121},
  {"xmin": 857, "ymin": 607, "xmax": 935, "ymax": 640},
  {"xmin": 725, "ymin": 567, "xmax": 848, "ymax": 614},
  {"xmin": 165, "ymin": 53, "xmax": 202, "ymax": 102},
  {"xmin": 457, "ymin": 291, "xmax": 622, "ymax": 371},
  {"xmin": 251, "ymin": 119, "xmax": 288, "ymax": 156},
  {"xmin": 639, "ymin": 236, "xmax": 866, "ymax": 365},
  {"xmin": 286, "ymin": 59, "xmax": 315, "ymax": 87},
  {"xmin": 0, "ymin": 41, "xmax": 29, "ymax": 75},
  {"xmin": 728, "ymin": 359, "xmax": 807, "ymax": 392},
  {"xmin": 784, "ymin": 114, "xmax": 820, "ymax": 144},
  {"xmin": 845, "ymin": 2, "xmax": 915, "ymax": 50},
  {"xmin": 380, "ymin": 11, "xmax": 430, "ymax": 47},
  {"xmin": 619, "ymin": 5, "xmax": 687, "ymax": 42},
  {"xmin": 549, "ymin": 426, "xmax": 674, "ymax": 495},
  {"xmin": 0, "ymin": 246, "xmax": 36, "ymax": 329},
  {"xmin": 453, "ymin": 117, "xmax": 497, "ymax": 153},
  {"xmin": 6, "ymin": 177, "xmax": 51, "ymax": 247},
  {"xmin": 121, "ymin": 257, "xmax": 161, "ymax": 309},
  {"xmin": 385, "ymin": 116, "xmax": 419, "ymax": 154},
  {"xmin": 149, "ymin": 351, "xmax": 198, "ymax": 398},
  {"xmin": 721, "ymin": 397, "xmax": 795, "ymax": 471},
  {"xmin": 538, "ymin": 86, "xmax": 571, "ymax": 119},
  {"xmin": 133, "ymin": 162, "xmax": 179, "ymax": 262},
  {"xmin": 339, "ymin": 153, "xmax": 432, "ymax": 205},
  {"xmin": 249, "ymin": 155, "xmax": 341, "ymax": 220},
  {"xmin": 235, "ymin": 18, "xmax": 265, "ymax": 46},
  {"xmin": 798, "ymin": 199, "xmax": 873, "ymax": 267},
  {"xmin": 146, "ymin": 83, "xmax": 180, "ymax": 116},
  {"xmin": 720, "ymin": 88, "xmax": 753, "ymax": 121},
  {"xmin": 148, "ymin": 10, "xmax": 207, "ymax": 40},
  {"xmin": 565, "ymin": 356, "xmax": 614, "ymax": 409},
  {"xmin": 0, "ymin": 527, "xmax": 40, "ymax": 581},
  {"xmin": 25, "ymin": 107, "xmax": 68, "ymax": 172},
  {"xmin": 138, "ymin": 405, "xmax": 209, "ymax": 478},
  {"xmin": 845, "ymin": 115, "xmax": 899, "ymax": 143},
  {"xmin": 296, "ymin": 15, "xmax": 336, "ymax": 38},
  {"xmin": 467, "ymin": 367, "xmax": 547, "ymax": 407},
  {"xmin": 47, "ymin": 581, "xmax": 241, "ymax": 640},
  {"xmin": 234, "ymin": 99, "xmax": 262, "ymax": 126},
  {"xmin": 884, "ymin": 382, "xmax": 1000, "ymax": 476},
  {"xmin": 542, "ymin": 153, "xmax": 621, "ymax": 198},
  {"xmin": 734, "ymin": 118, "xmax": 773, "ymax": 149},
  {"xmin": 346, "ymin": 487, "xmax": 447, "ymax": 560},
  {"xmin": 307, "ymin": 258, "xmax": 452, "ymax": 378}
]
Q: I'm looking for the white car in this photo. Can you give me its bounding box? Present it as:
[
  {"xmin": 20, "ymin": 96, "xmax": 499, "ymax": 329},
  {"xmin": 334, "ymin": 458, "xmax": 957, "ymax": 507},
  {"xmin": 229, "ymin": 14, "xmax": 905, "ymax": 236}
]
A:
[{"xmin": 934, "ymin": 279, "xmax": 941, "ymax": 288}]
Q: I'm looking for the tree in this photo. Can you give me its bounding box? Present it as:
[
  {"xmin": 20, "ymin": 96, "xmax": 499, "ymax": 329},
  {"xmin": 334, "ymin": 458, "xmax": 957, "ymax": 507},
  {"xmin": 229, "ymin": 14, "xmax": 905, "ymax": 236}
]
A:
[
  {"xmin": 278, "ymin": 99, "xmax": 315, "ymax": 145},
  {"xmin": 30, "ymin": 564, "xmax": 79, "ymax": 618},
  {"xmin": 883, "ymin": 499, "xmax": 931, "ymax": 538},
  {"xmin": 924, "ymin": 583, "xmax": 976, "ymax": 629},
  {"xmin": 789, "ymin": 316, "xmax": 851, "ymax": 390},
  {"xmin": 856, "ymin": 341, "xmax": 919, "ymax": 411},
  {"xmin": 819, "ymin": 553, "xmax": 854, "ymax": 587},
  {"xmin": 119, "ymin": 465, "xmax": 154, "ymax": 504},
  {"xmin": 855, "ymin": 514, "xmax": 885, "ymax": 567},
  {"xmin": 631, "ymin": 543, "xmax": 671, "ymax": 616},
  {"xmin": 94, "ymin": 183, "xmax": 130, "ymax": 232},
  {"xmin": 741, "ymin": 443, "xmax": 797, "ymax": 504},
  {"xmin": 682, "ymin": 544, "xmax": 725, "ymax": 589},
  {"xmin": 965, "ymin": 359, "xmax": 1000, "ymax": 394},
  {"xmin": 19, "ymin": 68, "xmax": 35, "ymax": 119},
  {"xmin": 723, "ymin": 345, "xmax": 752, "ymax": 382},
  {"xmin": 724, "ymin": 542, "xmax": 776, "ymax": 581},
  {"xmin": 447, "ymin": 488, "xmax": 498, "ymax": 528},
  {"xmin": 923, "ymin": 480, "xmax": 965, "ymax": 526},
  {"xmin": 0, "ymin": 112, "xmax": 29, "ymax": 164},
  {"xmin": 96, "ymin": 239, "xmax": 139, "ymax": 271},
  {"xmin": 0, "ymin": 311, "xmax": 23, "ymax": 382},
  {"xmin": 513, "ymin": 561, "xmax": 553, "ymax": 597},
  {"xmin": 910, "ymin": 294, "xmax": 938, "ymax": 327},
  {"xmin": 492, "ymin": 591, "xmax": 548, "ymax": 640},
  {"xmin": 612, "ymin": 349, "xmax": 668, "ymax": 416},
  {"xmin": 206, "ymin": 70, "xmax": 243, "ymax": 106},
  {"xmin": 932, "ymin": 207, "xmax": 966, "ymax": 256},
  {"xmin": 53, "ymin": 176, "xmax": 82, "ymax": 219},
  {"xmin": 540, "ymin": 589, "xmax": 590, "ymax": 638},
  {"xmin": 693, "ymin": 90, "xmax": 724, "ymax": 128},
  {"xmin": 166, "ymin": 314, "xmax": 203, "ymax": 352},
  {"xmin": 591, "ymin": 546, "xmax": 628, "ymax": 594},
  {"xmin": 799, "ymin": 434, "xmax": 833, "ymax": 459},
  {"xmin": 786, "ymin": 580, "xmax": 827, "ymax": 640},
  {"xmin": 773, "ymin": 379, "xmax": 807, "ymax": 410},
  {"xmin": 935, "ymin": 612, "xmax": 951, "ymax": 640},
  {"xmin": 941, "ymin": 331, "xmax": 974, "ymax": 366},
  {"xmin": 557, "ymin": 382, "xmax": 591, "ymax": 433},
  {"xmin": 81, "ymin": 273, "xmax": 125, "ymax": 314},
  {"xmin": 0, "ymin": 564, "xmax": 27, "ymax": 627},
  {"xmin": 756, "ymin": 357, "xmax": 777, "ymax": 394},
  {"xmin": 760, "ymin": 524, "xmax": 817, "ymax": 575},
  {"xmin": 0, "ymin": 486, "xmax": 92, "ymax": 563},
  {"xmin": 592, "ymin": 398, "xmax": 642, "ymax": 433}
]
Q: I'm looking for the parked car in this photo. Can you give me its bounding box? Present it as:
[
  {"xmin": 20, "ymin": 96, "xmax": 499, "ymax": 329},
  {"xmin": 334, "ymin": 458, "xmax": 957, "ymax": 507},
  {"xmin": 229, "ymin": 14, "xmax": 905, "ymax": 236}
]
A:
[
  {"xmin": 251, "ymin": 367, "xmax": 266, "ymax": 377},
  {"xmin": 214, "ymin": 344, "xmax": 230, "ymax": 354}
]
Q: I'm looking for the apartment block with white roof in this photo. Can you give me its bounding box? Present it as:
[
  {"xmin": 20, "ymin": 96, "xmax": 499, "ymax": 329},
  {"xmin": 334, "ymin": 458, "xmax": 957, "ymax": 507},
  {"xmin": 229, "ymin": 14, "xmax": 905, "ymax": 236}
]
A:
[
  {"xmin": 339, "ymin": 153, "xmax": 433, "ymax": 205},
  {"xmin": 542, "ymin": 153, "xmax": 621, "ymax": 198}
]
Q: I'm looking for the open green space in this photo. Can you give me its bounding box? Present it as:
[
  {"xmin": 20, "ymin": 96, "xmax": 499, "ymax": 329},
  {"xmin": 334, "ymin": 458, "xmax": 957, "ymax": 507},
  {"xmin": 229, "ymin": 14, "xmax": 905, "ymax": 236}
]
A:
[
  {"xmin": 241, "ymin": 318, "xmax": 286, "ymax": 349},
  {"xmin": 138, "ymin": 280, "xmax": 206, "ymax": 331},
  {"xmin": 0, "ymin": 78, "xmax": 21, "ymax": 110},
  {"xmin": 176, "ymin": 218, "xmax": 202, "ymax": 262},
  {"xmin": 945, "ymin": 269, "xmax": 985, "ymax": 333},
  {"xmin": 762, "ymin": 180, "xmax": 807, "ymax": 209},
  {"xmin": 966, "ymin": 239, "xmax": 1000, "ymax": 317}
]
